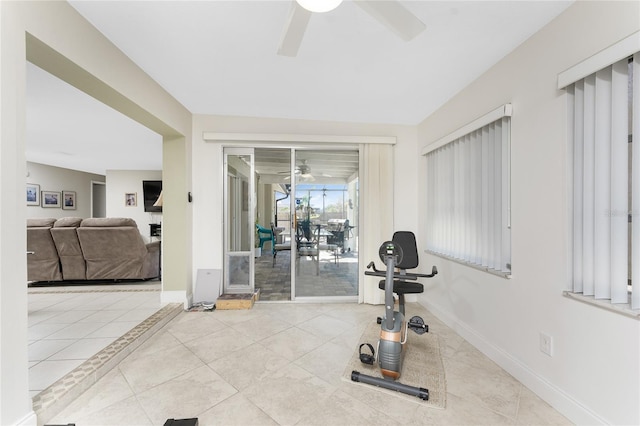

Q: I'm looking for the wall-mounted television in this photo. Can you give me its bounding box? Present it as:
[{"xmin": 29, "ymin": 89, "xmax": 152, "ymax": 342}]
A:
[{"xmin": 142, "ymin": 180, "xmax": 162, "ymax": 213}]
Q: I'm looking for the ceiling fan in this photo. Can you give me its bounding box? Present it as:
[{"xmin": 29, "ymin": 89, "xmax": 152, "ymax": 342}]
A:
[
  {"xmin": 296, "ymin": 160, "xmax": 313, "ymax": 177},
  {"xmin": 281, "ymin": 160, "xmax": 314, "ymax": 181},
  {"xmin": 279, "ymin": 160, "xmax": 331, "ymax": 182},
  {"xmin": 278, "ymin": 0, "xmax": 426, "ymax": 57}
]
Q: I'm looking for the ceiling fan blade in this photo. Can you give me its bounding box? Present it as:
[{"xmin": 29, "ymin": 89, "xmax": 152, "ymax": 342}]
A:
[
  {"xmin": 277, "ymin": 1, "xmax": 312, "ymax": 57},
  {"xmin": 355, "ymin": 0, "xmax": 426, "ymax": 41}
]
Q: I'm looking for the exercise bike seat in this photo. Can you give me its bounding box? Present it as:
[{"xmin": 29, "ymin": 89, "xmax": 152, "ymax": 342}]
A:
[
  {"xmin": 378, "ymin": 231, "xmax": 425, "ymax": 295},
  {"xmin": 378, "ymin": 280, "xmax": 423, "ymax": 295}
]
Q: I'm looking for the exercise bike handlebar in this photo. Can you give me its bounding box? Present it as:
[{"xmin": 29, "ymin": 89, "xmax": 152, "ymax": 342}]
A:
[{"xmin": 364, "ymin": 262, "xmax": 438, "ymax": 279}]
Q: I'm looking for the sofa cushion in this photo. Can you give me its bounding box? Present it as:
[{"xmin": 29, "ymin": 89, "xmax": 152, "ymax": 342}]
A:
[
  {"xmin": 54, "ymin": 217, "xmax": 83, "ymax": 228},
  {"xmin": 51, "ymin": 219, "xmax": 86, "ymax": 280},
  {"xmin": 80, "ymin": 218, "xmax": 137, "ymax": 228},
  {"xmin": 27, "ymin": 218, "xmax": 56, "ymax": 228},
  {"xmin": 27, "ymin": 226, "xmax": 62, "ymax": 281}
]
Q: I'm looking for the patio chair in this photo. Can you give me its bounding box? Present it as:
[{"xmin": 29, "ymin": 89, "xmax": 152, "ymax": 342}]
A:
[{"xmin": 256, "ymin": 223, "xmax": 275, "ymax": 252}]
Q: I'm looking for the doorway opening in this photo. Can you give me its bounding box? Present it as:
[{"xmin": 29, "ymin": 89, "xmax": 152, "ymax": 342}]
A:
[{"xmin": 91, "ymin": 181, "xmax": 106, "ymax": 218}]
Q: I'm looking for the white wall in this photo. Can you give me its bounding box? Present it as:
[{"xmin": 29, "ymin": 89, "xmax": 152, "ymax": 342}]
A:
[
  {"xmin": 417, "ymin": 2, "xmax": 640, "ymax": 425},
  {"xmin": 106, "ymin": 170, "xmax": 162, "ymax": 242},
  {"xmin": 26, "ymin": 162, "xmax": 105, "ymax": 219},
  {"xmin": 191, "ymin": 115, "xmax": 419, "ymax": 287}
]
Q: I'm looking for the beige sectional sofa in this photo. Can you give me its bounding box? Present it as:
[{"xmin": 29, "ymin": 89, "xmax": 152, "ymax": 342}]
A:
[{"xmin": 27, "ymin": 217, "xmax": 160, "ymax": 283}]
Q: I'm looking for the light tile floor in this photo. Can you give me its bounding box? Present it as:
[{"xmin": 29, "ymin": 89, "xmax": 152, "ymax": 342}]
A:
[
  {"xmin": 28, "ymin": 282, "xmax": 162, "ymax": 398},
  {"xmin": 47, "ymin": 301, "xmax": 572, "ymax": 426}
]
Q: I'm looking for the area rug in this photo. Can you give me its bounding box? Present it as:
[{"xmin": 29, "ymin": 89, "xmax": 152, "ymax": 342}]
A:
[{"xmin": 343, "ymin": 319, "xmax": 446, "ymax": 409}]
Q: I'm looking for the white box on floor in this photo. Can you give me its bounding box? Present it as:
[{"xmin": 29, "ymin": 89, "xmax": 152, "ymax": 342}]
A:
[{"xmin": 194, "ymin": 269, "xmax": 221, "ymax": 305}]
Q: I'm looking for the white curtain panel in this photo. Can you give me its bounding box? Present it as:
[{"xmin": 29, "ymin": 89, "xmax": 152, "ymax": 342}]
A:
[{"xmin": 360, "ymin": 143, "xmax": 394, "ymax": 304}]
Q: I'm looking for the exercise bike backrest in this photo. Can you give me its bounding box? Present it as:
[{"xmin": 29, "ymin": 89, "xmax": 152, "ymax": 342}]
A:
[
  {"xmin": 365, "ymin": 231, "xmax": 437, "ymax": 279},
  {"xmin": 392, "ymin": 231, "xmax": 418, "ymax": 270}
]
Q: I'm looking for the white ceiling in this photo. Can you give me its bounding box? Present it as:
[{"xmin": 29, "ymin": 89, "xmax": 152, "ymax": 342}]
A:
[
  {"xmin": 26, "ymin": 0, "xmax": 573, "ymax": 175},
  {"xmin": 26, "ymin": 62, "xmax": 163, "ymax": 176}
]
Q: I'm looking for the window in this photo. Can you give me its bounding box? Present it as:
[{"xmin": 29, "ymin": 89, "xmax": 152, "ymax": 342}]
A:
[
  {"xmin": 423, "ymin": 105, "xmax": 512, "ymax": 276},
  {"xmin": 564, "ymin": 51, "xmax": 639, "ymax": 311}
]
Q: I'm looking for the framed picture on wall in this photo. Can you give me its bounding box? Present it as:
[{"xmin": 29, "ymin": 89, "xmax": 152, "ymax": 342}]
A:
[
  {"xmin": 27, "ymin": 183, "xmax": 40, "ymax": 206},
  {"xmin": 41, "ymin": 191, "xmax": 61, "ymax": 208},
  {"xmin": 125, "ymin": 192, "xmax": 137, "ymax": 207},
  {"xmin": 62, "ymin": 190, "xmax": 76, "ymax": 210}
]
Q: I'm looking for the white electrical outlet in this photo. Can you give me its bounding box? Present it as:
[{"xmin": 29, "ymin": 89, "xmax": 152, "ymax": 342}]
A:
[{"xmin": 540, "ymin": 332, "xmax": 553, "ymax": 356}]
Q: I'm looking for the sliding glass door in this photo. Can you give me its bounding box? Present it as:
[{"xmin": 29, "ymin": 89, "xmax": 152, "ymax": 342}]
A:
[
  {"xmin": 293, "ymin": 149, "xmax": 359, "ymax": 299},
  {"xmin": 253, "ymin": 148, "xmax": 293, "ymax": 301},
  {"xmin": 225, "ymin": 146, "xmax": 359, "ymax": 302}
]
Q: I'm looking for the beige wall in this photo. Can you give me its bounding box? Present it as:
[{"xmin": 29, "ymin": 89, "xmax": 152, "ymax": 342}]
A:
[
  {"xmin": 417, "ymin": 2, "xmax": 640, "ymax": 425},
  {"xmin": 0, "ymin": 3, "xmax": 31, "ymax": 423},
  {"xmin": 26, "ymin": 162, "xmax": 105, "ymax": 219},
  {"xmin": 162, "ymin": 135, "xmax": 191, "ymax": 296},
  {"xmin": 106, "ymin": 170, "xmax": 162, "ymax": 241},
  {"xmin": 25, "ymin": 164, "xmax": 163, "ymax": 237}
]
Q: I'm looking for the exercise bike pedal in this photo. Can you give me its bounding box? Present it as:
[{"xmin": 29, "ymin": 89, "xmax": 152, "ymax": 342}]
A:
[{"xmin": 408, "ymin": 316, "xmax": 428, "ymax": 335}]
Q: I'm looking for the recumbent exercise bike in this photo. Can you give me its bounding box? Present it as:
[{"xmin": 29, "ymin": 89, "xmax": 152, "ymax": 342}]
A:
[{"xmin": 351, "ymin": 231, "xmax": 437, "ymax": 400}]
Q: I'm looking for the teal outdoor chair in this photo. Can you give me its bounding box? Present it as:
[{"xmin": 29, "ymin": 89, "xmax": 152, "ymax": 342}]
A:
[{"xmin": 256, "ymin": 223, "xmax": 275, "ymax": 252}]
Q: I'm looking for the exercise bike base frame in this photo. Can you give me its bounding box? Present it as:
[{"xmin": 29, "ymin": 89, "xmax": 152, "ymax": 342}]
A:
[{"xmin": 351, "ymin": 370, "xmax": 429, "ymax": 401}]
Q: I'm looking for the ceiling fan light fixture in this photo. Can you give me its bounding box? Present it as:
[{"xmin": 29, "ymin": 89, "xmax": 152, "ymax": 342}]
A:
[
  {"xmin": 296, "ymin": 0, "xmax": 343, "ymax": 13},
  {"xmin": 297, "ymin": 164, "xmax": 311, "ymax": 175}
]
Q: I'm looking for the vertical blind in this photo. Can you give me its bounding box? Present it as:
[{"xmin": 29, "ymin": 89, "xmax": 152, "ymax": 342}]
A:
[
  {"xmin": 568, "ymin": 53, "xmax": 639, "ymax": 309},
  {"xmin": 424, "ymin": 108, "xmax": 511, "ymax": 275}
]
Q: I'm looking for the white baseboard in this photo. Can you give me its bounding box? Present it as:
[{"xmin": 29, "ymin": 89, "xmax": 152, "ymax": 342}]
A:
[
  {"xmin": 161, "ymin": 290, "xmax": 188, "ymax": 309},
  {"xmin": 421, "ymin": 300, "xmax": 606, "ymax": 426}
]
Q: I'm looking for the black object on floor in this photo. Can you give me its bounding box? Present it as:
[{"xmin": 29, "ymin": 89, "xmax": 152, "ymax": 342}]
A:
[
  {"xmin": 351, "ymin": 370, "xmax": 429, "ymax": 400},
  {"xmin": 164, "ymin": 418, "xmax": 198, "ymax": 426}
]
